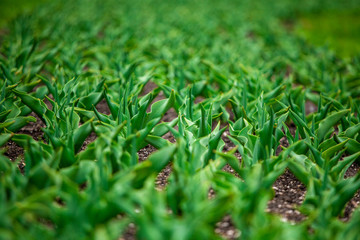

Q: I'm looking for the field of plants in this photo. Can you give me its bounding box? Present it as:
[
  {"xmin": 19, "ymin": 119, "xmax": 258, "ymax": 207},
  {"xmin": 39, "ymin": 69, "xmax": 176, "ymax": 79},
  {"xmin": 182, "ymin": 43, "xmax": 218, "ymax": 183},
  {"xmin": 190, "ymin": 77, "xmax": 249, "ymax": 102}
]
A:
[{"xmin": 1, "ymin": 0, "xmax": 360, "ymax": 239}]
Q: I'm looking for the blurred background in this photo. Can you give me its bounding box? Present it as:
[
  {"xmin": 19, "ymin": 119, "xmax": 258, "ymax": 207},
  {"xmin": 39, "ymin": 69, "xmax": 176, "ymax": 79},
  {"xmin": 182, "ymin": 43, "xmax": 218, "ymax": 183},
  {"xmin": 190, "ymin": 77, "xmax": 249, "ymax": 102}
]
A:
[{"xmin": 1, "ymin": 0, "xmax": 360, "ymax": 57}]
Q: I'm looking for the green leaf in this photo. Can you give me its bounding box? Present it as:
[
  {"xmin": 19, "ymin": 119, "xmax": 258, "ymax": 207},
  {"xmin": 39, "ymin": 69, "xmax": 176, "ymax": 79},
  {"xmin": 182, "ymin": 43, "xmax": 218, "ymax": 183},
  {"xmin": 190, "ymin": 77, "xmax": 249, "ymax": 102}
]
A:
[
  {"xmin": 0, "ymin": 133, "xmax": 12, "ymax": 147},
  {"xmin": 317, "ymin": 109, "xmax": 350, "ymax": 142},
  {"xmin": 145, "ymin": 135, "xmax": 171, "ymax": 149},
  {"xmin": 73, "ymin": 118, "xmax": 94, "ymax": 153},
  {"xmin": 4, "ymin": 116, "xmax": 36, "ymax": 133},
  {"xmin": 331, "ymin": 152, "xmax": 360, "ymax": 180},
  {"xmin": 321, "ymin": 139, "xmax": 348, "ymax": 161},
  {"xmin": 146, "ymin": 90, "xmax": 175, "ymax": 122},
  {"xmin": 131, "ymin": 144, "xmax": 176, "ymax": 188},
  {"xmin": 12, "ymin": 89, "xmax": 55, "ymax": 123},
  {"xmin": 78, "ymin": 92, "xmax": 104, "ymax": 110},
  {"xmin": 343, "ymin": 123, "xmax": 360, "ymax": 138}
]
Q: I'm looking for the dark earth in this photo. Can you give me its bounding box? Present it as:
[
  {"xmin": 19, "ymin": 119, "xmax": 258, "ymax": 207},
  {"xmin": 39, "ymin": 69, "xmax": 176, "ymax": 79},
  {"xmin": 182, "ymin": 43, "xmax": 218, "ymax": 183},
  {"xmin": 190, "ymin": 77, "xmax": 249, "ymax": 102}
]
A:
[{"xmin": 2, "ymin": 81, "xmax": 359, "ymax": 239}]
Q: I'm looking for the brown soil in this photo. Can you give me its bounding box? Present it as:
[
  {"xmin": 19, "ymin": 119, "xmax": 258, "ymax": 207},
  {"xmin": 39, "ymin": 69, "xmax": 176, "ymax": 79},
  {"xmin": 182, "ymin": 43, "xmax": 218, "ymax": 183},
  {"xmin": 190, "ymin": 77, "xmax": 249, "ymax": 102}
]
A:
[
  {"xmin": 140, "ymin": 81, "xmax": 158, "ymax": 96},
  {"xmin": 342, "ymin": 162, "xmax": 360, "ymax": 221},
  {"xmin": 4, "ymin": 140, "xmax": 24, "ymax": 161},
  {"xmin": 305, "ymin": 100, "xmax": 318, "ymax": 115},
  {"xmin": 222, "ymin": 130, "xmax": 235, "ymax": 152},
  {"xmin": 267, "ymin": 169, "xmax": 307, "ymax": 222},
  {"xmin": 120, "ymin": 223, "xmax": 136, "ymax": 240},
  {"xmin": 80, "ymin": 132, "xmax": 97, "ymax": 151},
  {"xmin": 161, "ymin": 108, "xmax": 177, "ymax": 122},
  {"xmin": 276, "ymin": 136, "xmax": 290, "ymax": 155},
  {"xmin": 342, "ymin": 189, "xmax": 360, "ymax": 221},
  {"xmin": 268, "ymin": 123, "xmax": 307, "ymax": 222},
  {"xmin": 4, "ymin": 113, "xmax": 45, "ymax": 173},
  {"xmin": 155, "ymin": 164, "xmax": 172, "ymax": 190},
  {"xmin": 18, "ymin": 113, "xmax": 45, "ymax": 140},
  {"xmin": 138, "ymin": 144, "xmax": 157, "ymax": 162},
  {"xmin": 195, "ymin": 96, "xmax": 205, "ymax": 104},
  {"xmin": 96, "ymin": 99, "xmax": 111, "ymax": 115},
  {"xmin": 344, "ymin": 162, "xmax": 360, "ymax": 179},
  {"xmin": 215, "ymin": 216, "xmax": 240, "ymax": 240}
]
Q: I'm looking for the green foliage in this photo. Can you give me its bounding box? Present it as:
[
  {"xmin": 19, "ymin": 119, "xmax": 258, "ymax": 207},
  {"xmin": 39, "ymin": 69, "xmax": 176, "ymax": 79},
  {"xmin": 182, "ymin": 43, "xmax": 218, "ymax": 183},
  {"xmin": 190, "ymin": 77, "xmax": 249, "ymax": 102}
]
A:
[{"xmin": 1, "ymin": 0, "xmax": 360, "ymax": 239}]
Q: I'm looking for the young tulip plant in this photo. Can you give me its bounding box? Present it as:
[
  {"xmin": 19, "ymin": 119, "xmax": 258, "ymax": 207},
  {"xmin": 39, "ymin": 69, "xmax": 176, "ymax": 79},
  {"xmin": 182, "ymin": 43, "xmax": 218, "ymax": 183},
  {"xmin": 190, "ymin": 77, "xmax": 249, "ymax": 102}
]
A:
[{"xmin": 129, "ymin": 91, "xmax": 232, "ymax": 240}]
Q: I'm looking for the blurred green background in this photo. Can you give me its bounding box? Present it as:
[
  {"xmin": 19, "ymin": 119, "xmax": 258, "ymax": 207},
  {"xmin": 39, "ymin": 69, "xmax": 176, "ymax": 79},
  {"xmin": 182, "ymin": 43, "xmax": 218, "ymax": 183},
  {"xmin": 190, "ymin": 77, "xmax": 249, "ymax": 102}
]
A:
[
  {"xmin": 297, "ymin": 11, "xmax": 360, "ymax": 57},
  {"xmin": 1, "ymin": 0, "xmax": 359, "ymax": 58},
  {"xmin": 0, "ymin": 0, "xmax": 46, "ymax": 26}
]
